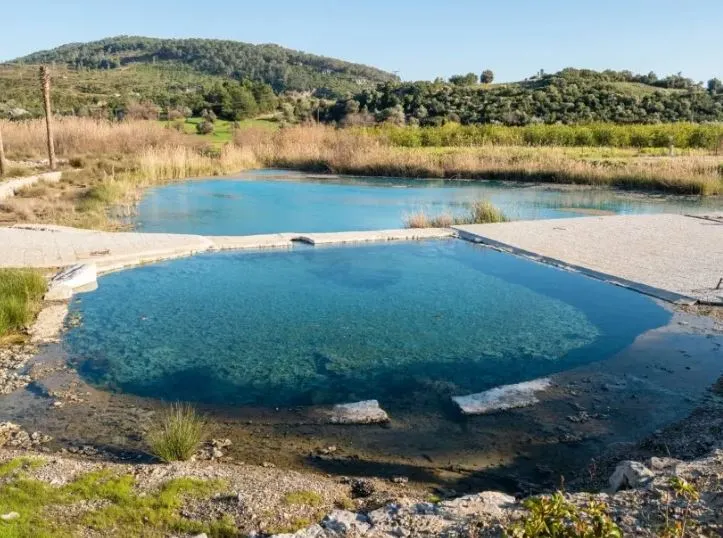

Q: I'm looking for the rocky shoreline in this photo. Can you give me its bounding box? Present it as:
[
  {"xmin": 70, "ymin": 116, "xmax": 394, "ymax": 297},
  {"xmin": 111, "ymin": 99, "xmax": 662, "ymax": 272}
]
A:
[{"xmin": 0, "ymin": 390, "xmax": 720, "ymax": 536}]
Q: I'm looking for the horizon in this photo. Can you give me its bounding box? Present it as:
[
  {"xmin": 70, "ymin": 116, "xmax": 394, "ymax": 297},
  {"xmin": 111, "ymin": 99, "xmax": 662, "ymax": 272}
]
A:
[{"xmin": 1, "ymin": 0, "xmax": 721, "ymax": 84}]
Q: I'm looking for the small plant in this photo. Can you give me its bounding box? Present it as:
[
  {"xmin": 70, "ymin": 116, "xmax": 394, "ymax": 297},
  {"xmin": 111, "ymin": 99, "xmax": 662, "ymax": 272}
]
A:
[
  {"xmin": 506, "ymin": 491, "xmax": 622, "ymax": 538},
  {"xmin": 659, "ymin": 477, "xmax": 700, "ymax": 537},
  {"xmin": 147, "ymin": 403, "xmax": 205, "ymax": 462}
]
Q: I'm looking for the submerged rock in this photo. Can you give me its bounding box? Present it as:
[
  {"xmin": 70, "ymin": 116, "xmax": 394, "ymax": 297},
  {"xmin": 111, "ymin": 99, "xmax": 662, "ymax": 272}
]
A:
[
  {"xmin": 328, "ymin": 400, "xmax": 389, "ymax": 424},
  {"xmin": 452, "ymin": 378, "xmax": 552, "ymax": 415}
]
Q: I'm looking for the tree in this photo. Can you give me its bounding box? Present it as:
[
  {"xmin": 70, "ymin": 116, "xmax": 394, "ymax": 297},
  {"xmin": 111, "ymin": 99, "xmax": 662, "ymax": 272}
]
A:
[
  {"xmin": 39, "ymin": 66, "xmax": 56, "ymax": 170},
  {"xmin": 480, "ymin": 70, "xmax": 494, "ymax": 84},
  {"xmin": 449, "ymin": 73, "xmax": 478, "ymax": 86},
  {"xmin": 707, "ymin": 78, "xmax": 722, "ymax": 94}
]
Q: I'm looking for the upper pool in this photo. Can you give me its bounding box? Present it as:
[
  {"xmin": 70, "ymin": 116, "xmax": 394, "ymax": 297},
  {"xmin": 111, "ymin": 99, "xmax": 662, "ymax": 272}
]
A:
[
  {"xmin": 133, "ymin": 170, "xmax": 721, "ymax": 235},
  {"xmin": 63, "ymin": 239, "xmax": 671, "ymax": 407}
]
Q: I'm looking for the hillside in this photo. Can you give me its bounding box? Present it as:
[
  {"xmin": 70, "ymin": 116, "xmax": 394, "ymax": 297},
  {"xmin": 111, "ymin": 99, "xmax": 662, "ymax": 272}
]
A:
[
  {"xmin": 1, "ymin": 36, "xmax": 397, "ymax": 104},
  {"xmin": 324, "ymin": 68, "xmax": 723, "ymax": 126}
]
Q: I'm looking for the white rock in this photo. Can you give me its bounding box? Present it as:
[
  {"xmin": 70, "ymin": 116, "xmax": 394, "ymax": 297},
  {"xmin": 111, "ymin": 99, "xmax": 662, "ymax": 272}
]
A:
[
  {"xmin": 440, "ymin": 491, "xmax": 517, "ymax": 518},
  {"xmin": 0, "ymin": 512, "xmax": 20, "ymax": 521},
  {"xmin": 328, "ymin": 400, "xmax": 389, "ymax": 424},
  {"xmin": 608, "ymin": 461, "xmax": 655, "ymax": 492},
  {"xmin": 452, "ymin": 378, "xmax": 552, "ymax": 415},
  {"xmin": 322, "ymin": 510, "xmax": 371, "ymax": 534},
  {"xmin": 47, "ymin": 263, "xmax": 97, "ymax": 298},
  {"xmin": 272, "ymin": 523, "xmax": 329, "ymax": 537}
]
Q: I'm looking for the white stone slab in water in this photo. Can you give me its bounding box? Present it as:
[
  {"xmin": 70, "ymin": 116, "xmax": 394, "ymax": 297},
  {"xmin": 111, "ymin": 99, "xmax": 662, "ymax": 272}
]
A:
[
  {"xmin": 452, "ymin": 378, "xmax": 552, "ymax": 415},
  {"xmin": 328, "ymin": 400, "xmax": 390, "ymax": 424},
  {"xmin": 46, "ymin": 263, "xmax": 97, "ymax": 300}
]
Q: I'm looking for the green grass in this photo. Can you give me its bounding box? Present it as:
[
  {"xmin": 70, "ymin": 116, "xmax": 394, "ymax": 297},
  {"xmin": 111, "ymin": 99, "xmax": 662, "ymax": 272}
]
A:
[
  {"xmin": 0, "ymin": 458, "xmax": 233, "ymax": 537},
  {"xmin": 282, "ymin": 490, "xmax": 323, "ymax": 508},
  {"xmin": 169, "ymin": 117, "xmax": 278, "ymax": 145},
  {"xmin": 0, "ymin": 269, "xmax": 46, "ymax": 340},
  {"xmin": 146, "ymin": 403, "xmax": 205, "ymax": 462}
]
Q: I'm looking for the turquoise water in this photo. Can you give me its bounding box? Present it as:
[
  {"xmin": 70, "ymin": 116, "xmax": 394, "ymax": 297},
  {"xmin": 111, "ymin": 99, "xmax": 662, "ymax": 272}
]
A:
[
  {"xmin": 134, "ymin": 170, "xmax": 721, "ymax": 235},
  {"xmin": 64, "ymin": 240, "xmax": 671, "ymax": 406}
]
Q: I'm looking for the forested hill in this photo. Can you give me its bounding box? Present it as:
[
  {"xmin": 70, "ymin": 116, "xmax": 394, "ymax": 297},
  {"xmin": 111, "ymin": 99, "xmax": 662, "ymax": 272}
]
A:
[
  {"xmin": 10, "ymin": 35, "xmax": 399, "ymax": 95},
  {"xmin": 325, "ymin": 68, "xmax": 723, "ymax": 126}
]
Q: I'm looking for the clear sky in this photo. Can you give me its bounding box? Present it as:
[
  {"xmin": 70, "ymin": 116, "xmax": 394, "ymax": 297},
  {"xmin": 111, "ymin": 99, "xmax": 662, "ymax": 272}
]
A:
[{"xmin": 1, "ymin": 0, "xmax": 721, "ymax": 83}]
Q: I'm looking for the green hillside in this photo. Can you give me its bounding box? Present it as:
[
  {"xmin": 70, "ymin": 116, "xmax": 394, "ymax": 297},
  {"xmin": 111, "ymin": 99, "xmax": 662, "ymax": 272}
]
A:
[{"xmin": 10, "ymin": 35, "xmax": 398, "ymax": 95}]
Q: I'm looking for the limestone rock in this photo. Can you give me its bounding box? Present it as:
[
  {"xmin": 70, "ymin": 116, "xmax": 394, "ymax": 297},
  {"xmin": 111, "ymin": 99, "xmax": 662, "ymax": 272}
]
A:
[
  {"xmin": 322, "ymin": 510, "xmax": 371, "ymax": 534},
  {"xmin": 328, "ymin": 400, "xmax": 389, "ymax": 424},
  {"xmin": 608, "ymin": 461, "xmax": 655, "ymax": 492},
  {"xmin": 272, "ymin": 523, "xmax": 329, "ymax": 537},
  {"xmin": 0, "ymin": 512, "xmax": 20, "ymax": 521},
  {"xmin": 440, "ymin": 491, "xmax": 517, "ymax": 518},
  {"xmin": 452, "ymin": 378, "xmax": 552, "ymax": 415}
]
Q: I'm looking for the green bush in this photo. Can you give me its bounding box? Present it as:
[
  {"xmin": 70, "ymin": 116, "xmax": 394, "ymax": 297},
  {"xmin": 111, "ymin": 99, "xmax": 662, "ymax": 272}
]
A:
[
  {"xmin": 147, "ymin": 403, "xmax": 205, "ymax": 462},
  {"xmin": 196, "ymin": 120, "xmax": 215, "ymax": 135}
]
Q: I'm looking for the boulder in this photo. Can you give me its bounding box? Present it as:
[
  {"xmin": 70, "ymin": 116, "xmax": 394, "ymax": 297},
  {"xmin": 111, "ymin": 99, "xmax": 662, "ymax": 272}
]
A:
[
  {"xmin": 608, "ymin": 461, "xmax": 655, "ymax": 492},
  {"xmin": 328, "ymin": 400, "xmax": 389, "ymax": 424},
  {"xmin": 452, "ymin": 378, "xmax": 552, "ymax": 415},
  {"xmin": 440, "ymin": 491, "xmax": 517, "ymax": 518},
  {"xmin": 322, "ymin": 510, "xmax": 371, "ymax": 534}
]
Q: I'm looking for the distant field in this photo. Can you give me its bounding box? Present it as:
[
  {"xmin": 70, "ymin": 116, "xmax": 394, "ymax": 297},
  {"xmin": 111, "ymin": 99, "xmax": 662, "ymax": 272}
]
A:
[{"xmin": 169, "ymin": 117, "xmax": 279, "ymax": 144}]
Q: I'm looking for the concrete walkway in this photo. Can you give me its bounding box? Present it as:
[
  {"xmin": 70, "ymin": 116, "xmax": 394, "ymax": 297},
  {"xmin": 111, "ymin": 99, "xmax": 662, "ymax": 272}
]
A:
[
  {"xmin": 0, "ymin": 225, "xmax": 453, "ymax": 273},
  {"xmin": 0, "ymin": 172, "xmax": 63, "ymax": 200},
  {"xmin": 455, "ymin": 214, "xmax": 723, "ymax": 305}
]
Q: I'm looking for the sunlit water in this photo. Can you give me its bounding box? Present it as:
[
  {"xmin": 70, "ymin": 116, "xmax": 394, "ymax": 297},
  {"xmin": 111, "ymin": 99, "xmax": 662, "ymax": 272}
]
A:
[
  {"xmin": 64, "ymin": 240, "xmax": 671, "ymax": 406},
  {"xmin": 133, "ymin": 170, "xmax": 721, "ymax": 235}
]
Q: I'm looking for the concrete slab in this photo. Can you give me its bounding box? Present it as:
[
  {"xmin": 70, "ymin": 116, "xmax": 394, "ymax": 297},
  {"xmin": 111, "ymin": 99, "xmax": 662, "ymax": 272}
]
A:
[
  {"xmin": 295, "ymin": 228, "xmax": 453, "ymax": 245},
  {"xmin": 209, "ymin": 234, "xmax": 296, "ymax": 251},
  {"xmin": 454, "ymin": 214, "xmax": 723, "ymax": 305}
]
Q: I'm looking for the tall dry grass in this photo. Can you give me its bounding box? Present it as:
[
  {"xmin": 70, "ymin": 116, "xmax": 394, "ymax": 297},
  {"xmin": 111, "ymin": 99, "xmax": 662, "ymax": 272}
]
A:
[
  {"xmin": 0, "ymin": 118, "xmax": 186, "ymax": 157},
  {"xmin": 236, "ymin": 125, "xmax": 723, "ymax": 195}
]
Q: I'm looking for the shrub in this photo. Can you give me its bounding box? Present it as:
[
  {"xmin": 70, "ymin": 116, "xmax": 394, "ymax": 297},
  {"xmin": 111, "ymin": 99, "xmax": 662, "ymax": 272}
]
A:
[
  {"xmin": 196, "ymin": 120, "xmax": 214, "ymax": 135},
  {"xmin": 147, "ymin": 403, "xmax": 205, "ymax": 462}
]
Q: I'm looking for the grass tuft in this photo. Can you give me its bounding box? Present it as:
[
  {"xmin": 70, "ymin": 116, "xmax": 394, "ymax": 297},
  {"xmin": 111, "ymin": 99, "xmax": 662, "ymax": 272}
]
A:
[
  {"xmin": 147, "ymin": 403, "xmax": 205, "ymax": 462},
  {"xmin": 0, "ymin": 269, "xmax": 47, "ymax": 339},
  {"xmin": 283, "ymin": 490, "xmax": 323, "ymax": 507},
  {"xmin": 404, "ymin": 199, "xmax": 507, "ymax": 228}
]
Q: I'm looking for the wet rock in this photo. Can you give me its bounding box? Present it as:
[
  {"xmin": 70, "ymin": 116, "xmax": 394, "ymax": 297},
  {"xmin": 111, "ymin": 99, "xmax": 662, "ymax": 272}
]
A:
[
  {"xmin": 0, "ymin": 422, "xmax": 52, "ymax": 449},
  {"xmin": 608, "ymin": 461, "xmax": 655, "ymax": 492},
  {"xmin": 322, "ymin": 510, "xmax": 371, "ymax": 534},
  {"xmin": 390, "ymin": 476, "xmax": 408, "ymax": 485},
  {"xmin": 350, "ymin": 478, "xmax": 375, "ymax": 498},
  {"xmin": 452, "ymin": 378, "xmax": 552, "ymax": 415},
  {"xmin": 328, "ymin": 400, "xmax": 389, "ymax": 424}
]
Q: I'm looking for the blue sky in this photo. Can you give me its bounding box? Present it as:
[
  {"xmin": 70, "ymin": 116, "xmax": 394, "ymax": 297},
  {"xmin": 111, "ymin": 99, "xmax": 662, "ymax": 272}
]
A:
[{"xmin": 1, "ymin": 0, "xmax": 721, "ymax": 83}]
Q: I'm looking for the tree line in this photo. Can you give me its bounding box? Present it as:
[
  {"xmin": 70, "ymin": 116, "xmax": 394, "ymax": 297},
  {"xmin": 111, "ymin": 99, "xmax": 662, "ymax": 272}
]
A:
[{"xmin": 321, "ymin": 69, "xmax": 723, "ymax": 126}]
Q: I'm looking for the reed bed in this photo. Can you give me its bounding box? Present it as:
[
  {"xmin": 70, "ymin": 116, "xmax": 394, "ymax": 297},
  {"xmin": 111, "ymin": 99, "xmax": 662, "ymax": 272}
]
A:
[
  {"xmin": 368, "ymin": 122, "xmax": 723, "ymax": 150},
  {"xmin": 404, "ymin": 199, "xmax": 508, "ymax": 228},
  {"xmin": 0, "ymin": 117, "xmax": 186, "ymax": 157},
  {"xmin": 238, "ymin": 125, "xmax": 723, "ymax": 195}
]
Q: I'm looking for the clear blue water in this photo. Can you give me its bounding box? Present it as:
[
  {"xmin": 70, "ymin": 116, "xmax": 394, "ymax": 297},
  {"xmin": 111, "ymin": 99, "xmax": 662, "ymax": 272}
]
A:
[
  {"xmin": 64, "ymin": 240, "xmax": 671, "ymax": 407},
  {"xmin": 134, "ymin": 170, "xmax": 721, "ymax": 235}
]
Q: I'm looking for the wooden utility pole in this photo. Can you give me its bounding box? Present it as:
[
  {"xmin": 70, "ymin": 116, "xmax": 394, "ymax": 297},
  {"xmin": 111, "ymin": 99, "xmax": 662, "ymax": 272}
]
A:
[
  {"xmin": 0, "ymin": 126, "xmax": 6, "ymax": 177},
  {"xmin": 40, "ymin": 66, "xmax": 56, "ymax": 170}
]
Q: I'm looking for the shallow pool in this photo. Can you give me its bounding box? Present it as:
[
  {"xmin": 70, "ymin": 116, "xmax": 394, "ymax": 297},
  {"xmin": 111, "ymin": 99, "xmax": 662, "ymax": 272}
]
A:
[
  {"xmin": 133, "ymin": 170, "xmax": 720, "ymax": 235},
  {"xmin": 64, "ymin": 240, "xmax": 671, "ymax": 406}
]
